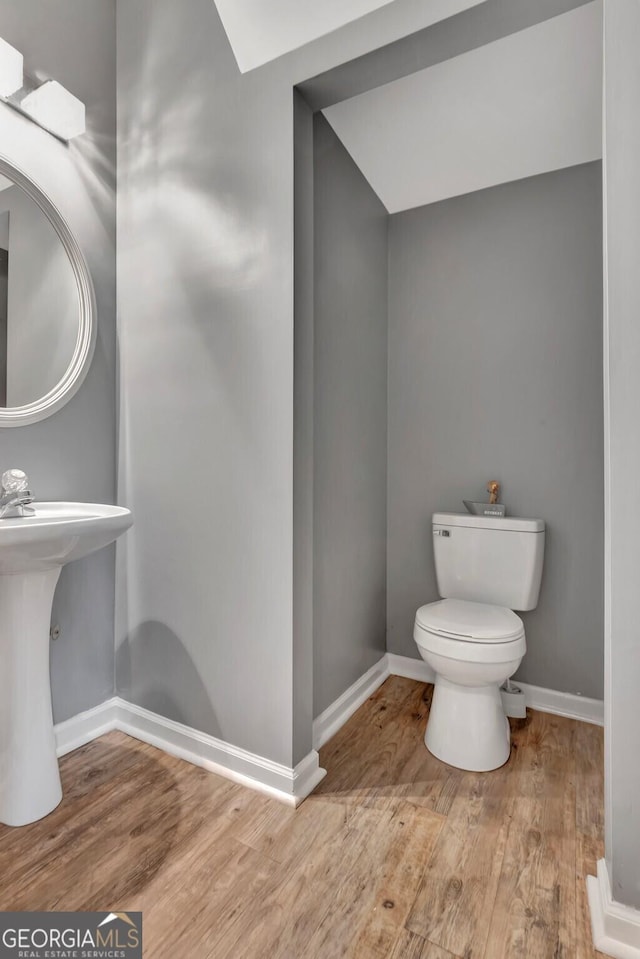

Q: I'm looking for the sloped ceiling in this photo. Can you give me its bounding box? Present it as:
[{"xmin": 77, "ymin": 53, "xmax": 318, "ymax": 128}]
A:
[
  {"xmin": 323, "ymin": 1, "xmax": 603, "ymax": 212},
  {"xmin": 213, "ymin": 0, "xmax": 486, "ymax": 74}
]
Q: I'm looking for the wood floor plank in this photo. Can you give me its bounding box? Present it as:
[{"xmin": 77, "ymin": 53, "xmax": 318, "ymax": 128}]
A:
[
  {"xmin": 318, "ymin": 681, "xmax": 469, "ymax": 819},
  {"xmin": 483, "ymin": 792, "xmax": 576, "ymax": 958},
  {"xmin": 348, "ymin": 803, "xmax": 445, "ymax": 958},
  {"xmin": 575, "ymin": 720, "xmax": 604, "ymax": 841},
  {"xmin": 0, "ymin": 677, "xmax": 604, "ymax": 959},
  {"xmin": 199, "ymin": 802, "xmax": 390, "ymax": 958},
  {"xmin": 0, "ymin": 739, "xmax": 179, "ymax": 908},
  {"xmin": 394, "ymin": 738, "xmax": 464, "ymax": 817},
  {"xmin": 132, "ymin": 835, "xmax": 280, "ymax": 959},
  {"xmin": 0, "ymin": 733, "xmax": 247, "ymax": 912},
  {"xmin": 402, "ymin": 707, "xmax": 539, "ymax": 957},
  {"xmin": 319, "ymin": 676, "xmax": 419, "ymax": 771},
  {"xmin": 574, "ymin": 719, "xmax": 606, "ymax": 959},
  {"xmin": 482, "ymin": 711, "xmax": 577, "ymax": 958},
  {"xmin": 276, "ymin": 805, "xmax": 419, "ymax": 959},
  {"xmin": 236, "ymin": 785, "xmax": 380, "ymax": 866},
  {"xmin": 202, "ymin": 798, "xmax": 442, "ymax": 959},
  {"xmin": 390, "ymin": 929, "xmax": 457, "ymax": 958},
  {"xmin": 317, "ymin": 680, "xmax": 434, "ymax": 813},
  {"xmin": 0, "ymin": 733, "xmax": 147, "ymax": 874},
  {"xmin": 405, "ymin": 775, "xmax": 513, "ymax": 957},
  {"xmin": 227, "ymin": 789, "xmax": 297, "ymax": 861},
  {"xmin": 576, "ymin": 833, "xmax": 607, "ymax": 959},
  {"xmin": 375, "ymin": 683, "xmax": 469, "ymax": 819}
]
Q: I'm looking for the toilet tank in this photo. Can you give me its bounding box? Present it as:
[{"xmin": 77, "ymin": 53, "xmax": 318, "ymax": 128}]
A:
[{"xmin": 432, "ymin": 512, "xmax": 545, "ymax": 610}]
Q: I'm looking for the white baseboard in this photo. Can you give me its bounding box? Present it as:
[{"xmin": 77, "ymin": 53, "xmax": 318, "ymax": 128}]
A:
[
  {"xmin": 55, "ymin": 657, "xmax": 603, "ymax": 805},
  {"xmin": 386, "ymin": 652, "xmax": 436, "ymax": 684},
  {"xmin": 55, "ymin": 698, "xmax": 118, "ymax": 757},
  {"xmin": 516, "ymin": 680, "xmax": 604, "ymax": 726},
  {"xmin": 115, "ymin": 699, "xmax": 325, "ymax": 806},
  {"xmin": 55, "ymin": 698, "xmax": 325, "ymax": 808},
  {"xmin": 587, "ymin": 859, "xmax": 640, "ymax": 958},
  {"xmin": 313, "ymin": 656, "xmax": 389, "ymax": 750},
  {"xmin": 386, "ymin": 653, "xmax": 604, "ymax": 727}
]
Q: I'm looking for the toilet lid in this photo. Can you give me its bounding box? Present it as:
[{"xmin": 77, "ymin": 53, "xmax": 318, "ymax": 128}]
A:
[{"xmin": 415, "ymin": 599, "xmax": 524, "ymax": 643}]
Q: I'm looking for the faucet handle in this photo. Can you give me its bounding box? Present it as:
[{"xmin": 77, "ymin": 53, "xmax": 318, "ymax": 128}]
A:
[{"xmin": 1, "ymin": 469, "xmax": 29, "ymax": 493}]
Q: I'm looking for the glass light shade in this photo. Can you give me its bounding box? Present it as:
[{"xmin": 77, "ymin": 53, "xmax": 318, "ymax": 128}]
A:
[
  {"xmin": 20, "ymin": 79, "xmax": 85, "ymax": 140},
  {"xmin": 0, "ymin": 36, "xmax": 23, "ymax": 98}
]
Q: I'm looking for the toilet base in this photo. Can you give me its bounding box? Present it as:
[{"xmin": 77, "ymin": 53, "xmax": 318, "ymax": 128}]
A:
[{"xmin": 425, "ymin": 676, "xmax": 511, "ymax": 772}]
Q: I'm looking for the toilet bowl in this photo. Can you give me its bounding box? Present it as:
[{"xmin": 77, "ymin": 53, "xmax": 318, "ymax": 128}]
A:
[
  {"xmin": 414, "ymin": 511, "xmax": 545, "ymax": 772},
  {"xmin": 414, "ymin": 599, "xmax": 525, "ymax": 771}
]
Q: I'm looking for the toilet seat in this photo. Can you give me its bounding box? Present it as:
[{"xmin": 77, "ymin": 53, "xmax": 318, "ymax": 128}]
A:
[
  {"xmin": 414, "ymin": 624, "xmax": 526, "ymax": 664},
  {"xmin": 414, "ymin": 599, "xmax": 526, "ymax": 664},
  {"xmin": 415, "ymin": 599, "xmax": 524, "ymax": 642}
]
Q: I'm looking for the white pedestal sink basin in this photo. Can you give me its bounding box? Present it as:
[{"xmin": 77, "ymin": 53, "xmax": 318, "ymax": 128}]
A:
[{"xmin": 0, "ymin": 502, "xmax": 132, "ymax": 827}]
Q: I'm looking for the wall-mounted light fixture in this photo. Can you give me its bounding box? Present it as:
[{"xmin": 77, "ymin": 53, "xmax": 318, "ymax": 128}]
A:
[
  {"xmin": 19, "ymin": 81, "xmax": 85, "ymax": 141},
  {"xmin": 0, "ymin": 35, "xmax": 85, "ymax": 141}
]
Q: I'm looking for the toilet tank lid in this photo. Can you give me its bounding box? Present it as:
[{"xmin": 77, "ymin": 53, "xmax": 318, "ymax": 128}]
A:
[{"xmin": 433, "ymin": 511, "xmax": 544, "ymax": 533}]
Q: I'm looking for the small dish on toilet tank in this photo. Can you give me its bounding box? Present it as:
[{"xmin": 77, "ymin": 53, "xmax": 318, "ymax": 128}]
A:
[{"xmin": 463, "ymin": 500, "xmax": 506, "ymax": 518}]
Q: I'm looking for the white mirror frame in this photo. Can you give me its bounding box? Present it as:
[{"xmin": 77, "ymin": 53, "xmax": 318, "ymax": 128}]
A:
[{"xmin": 0, "ymin": 155, "xmax": 96, "ymax": 427}]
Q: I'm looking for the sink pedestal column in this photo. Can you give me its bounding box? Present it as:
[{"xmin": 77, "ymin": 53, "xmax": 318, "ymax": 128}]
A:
[{"xmin": 0, "ymin": 567, "xmax": 62, "ymax": 826}]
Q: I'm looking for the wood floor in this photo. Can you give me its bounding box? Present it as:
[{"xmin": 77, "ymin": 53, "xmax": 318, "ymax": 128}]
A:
[{"xmin": 0, "ymin": 677, "xmax": 605, "ymax": 958}]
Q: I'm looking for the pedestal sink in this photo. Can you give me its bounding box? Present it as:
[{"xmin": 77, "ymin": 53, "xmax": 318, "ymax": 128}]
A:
[{"xmin": 0, "ymin": 503, "xmax": 132, "ymax": 827}]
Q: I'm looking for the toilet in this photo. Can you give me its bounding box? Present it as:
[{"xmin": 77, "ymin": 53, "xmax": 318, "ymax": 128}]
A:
[{"xmin": 414, "ymin": 511, "xmax": 545, "ymax": 772}]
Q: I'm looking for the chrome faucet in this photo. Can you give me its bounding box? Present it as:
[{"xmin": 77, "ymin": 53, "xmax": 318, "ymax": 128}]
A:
[{"xmin": 0, "ymin": 469, "xmax": 35, "ymax": 518}]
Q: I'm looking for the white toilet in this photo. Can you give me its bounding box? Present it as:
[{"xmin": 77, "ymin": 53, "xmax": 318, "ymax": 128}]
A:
[{"xmin": 414, "ymin": 511, "xmax": 545, "ymax": 772}]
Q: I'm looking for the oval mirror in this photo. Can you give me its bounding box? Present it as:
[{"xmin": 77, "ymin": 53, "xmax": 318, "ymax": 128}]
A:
[{"xmin": 0, "ymin": 156, "xmax": 95, "ymax": 427}]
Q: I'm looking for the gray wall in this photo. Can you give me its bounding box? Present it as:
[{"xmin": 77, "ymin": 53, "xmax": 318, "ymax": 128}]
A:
[
  {"xmin": 115, "ymin": 0, "xmax": 443, "ymax": 768},
  {"xmin": 0, "ymin": 0, "xmax": 117, "ymax": 723},
  {"xmin": 387, "ymin": 162, "xmax": 604, "ymax": 699},
  {"xmin": 116, "ymin": 0, "xmax": 301, "ymax": 765},
  {"xmin": 115, "ymin": 0, "xmax": 606, "ymax": 769},
  {"xmin": 603, "ymin": 0, "xmax": 640, "ymax": 910},
  {"xmin": 293, "ymin": 91, "xmax": 315, "ymax": 763},
  {"xmin": 313, "ymin": 115, "xmax": 388, "ymax": 717}
]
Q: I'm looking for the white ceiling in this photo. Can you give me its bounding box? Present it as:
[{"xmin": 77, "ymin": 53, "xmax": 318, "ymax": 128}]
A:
[
  {"xmin": 213, "ymin": 0, "xmax": 486, "ymax": 74},
  {"xmin": 323, "ymin": 2, "xmax": 603, "ymax": 213}
]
